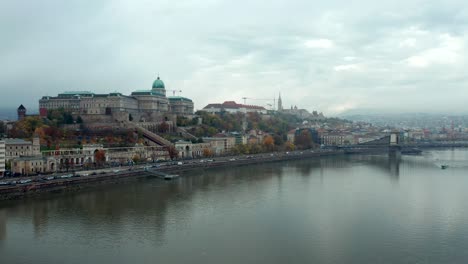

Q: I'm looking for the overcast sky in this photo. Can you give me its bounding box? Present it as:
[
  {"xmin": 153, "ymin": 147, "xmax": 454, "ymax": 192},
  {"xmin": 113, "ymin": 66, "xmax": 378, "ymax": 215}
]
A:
[{"xmin": 1, "ymin": 0, "xmax": 467, "ymax": 115}]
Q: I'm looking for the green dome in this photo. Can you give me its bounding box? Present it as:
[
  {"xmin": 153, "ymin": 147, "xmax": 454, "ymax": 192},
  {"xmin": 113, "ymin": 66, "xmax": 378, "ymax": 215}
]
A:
[{"xmin": 152, "ymin": 77, "xmax": 165, "ymax": 89}]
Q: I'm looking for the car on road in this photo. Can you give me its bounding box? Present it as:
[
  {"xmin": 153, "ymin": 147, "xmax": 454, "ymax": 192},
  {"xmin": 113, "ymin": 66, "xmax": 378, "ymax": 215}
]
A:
[{"xmin": 18, "ymin": 179, "xmax": 32, "ymax": 184}]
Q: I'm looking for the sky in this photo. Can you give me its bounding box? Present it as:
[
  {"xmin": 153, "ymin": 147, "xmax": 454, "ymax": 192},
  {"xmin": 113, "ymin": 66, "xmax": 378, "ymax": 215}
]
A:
[{"xmin": 1, "ymin": 0, "xmax": 468, "ymax": 116}]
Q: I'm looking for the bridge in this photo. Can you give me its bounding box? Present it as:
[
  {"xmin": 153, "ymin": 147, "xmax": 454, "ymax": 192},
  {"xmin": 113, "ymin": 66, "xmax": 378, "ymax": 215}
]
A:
[
  {"xmin": 333, "ymin": 132, "xmax": 404, "ymax": 157},
  {"xmin": 333, "ymin": 133, "xmax": 468, "ymax": 156}
]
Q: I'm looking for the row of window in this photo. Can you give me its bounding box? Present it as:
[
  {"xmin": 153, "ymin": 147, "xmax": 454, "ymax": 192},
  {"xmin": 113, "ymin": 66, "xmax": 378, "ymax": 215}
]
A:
[{"xmin": 7, "ymin": 146, "xmax": 31, "ymax": 150}]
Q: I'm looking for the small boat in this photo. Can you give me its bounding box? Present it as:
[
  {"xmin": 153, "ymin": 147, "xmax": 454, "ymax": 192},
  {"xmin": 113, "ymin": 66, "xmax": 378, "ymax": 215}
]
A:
[
  {"xmin": 441, "ymin": 165, "xmax": 449, "ymax": 169},
  {"xmin": 164, "ymin": 174, "xmax": 179, "ymax": 180}
]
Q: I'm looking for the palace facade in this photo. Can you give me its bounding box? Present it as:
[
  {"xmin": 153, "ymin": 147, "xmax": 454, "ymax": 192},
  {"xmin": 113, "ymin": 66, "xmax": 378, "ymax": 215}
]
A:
[{"xmin": 39, "ymin": 76, "xmax": 194, "ymax": 120}]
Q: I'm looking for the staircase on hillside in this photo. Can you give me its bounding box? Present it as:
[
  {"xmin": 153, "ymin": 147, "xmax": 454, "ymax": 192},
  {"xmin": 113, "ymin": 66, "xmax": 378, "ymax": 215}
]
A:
[
  {"xmin": 123, "ymin": 121, "xmax": 173, "ymax": 147},
  {"xmin": 176, "ymin": 127, "xmax": 198, "ymax": 140}
]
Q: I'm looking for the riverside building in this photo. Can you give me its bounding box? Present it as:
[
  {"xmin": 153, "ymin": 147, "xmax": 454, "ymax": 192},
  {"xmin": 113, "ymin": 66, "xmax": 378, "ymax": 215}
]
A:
[{"xmin": 0, "ymin": 140, "xmax": 5, "ymax": 177}]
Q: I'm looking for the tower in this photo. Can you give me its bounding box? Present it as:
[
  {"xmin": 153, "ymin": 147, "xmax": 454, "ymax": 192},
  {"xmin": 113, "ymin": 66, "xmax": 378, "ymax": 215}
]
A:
[
  {"xmin": 17, "ymin": 104, "xmax": 26, "ymax": 120},
  {"xmin": 277, "ymin": 93, "xmax": 283, "ymax": 112}
]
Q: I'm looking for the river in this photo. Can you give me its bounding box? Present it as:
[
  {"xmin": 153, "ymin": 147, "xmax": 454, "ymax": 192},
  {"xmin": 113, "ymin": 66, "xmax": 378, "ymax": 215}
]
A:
[{"xmin": 1, "ymin": 149, "xmax": 468, "ymax": 264}]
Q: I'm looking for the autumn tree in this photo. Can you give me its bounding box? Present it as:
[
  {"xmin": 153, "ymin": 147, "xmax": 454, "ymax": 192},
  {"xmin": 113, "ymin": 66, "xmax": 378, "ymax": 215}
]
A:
[
  {"xmin": 285, "ymin": 141, "xmax": 295, "ymax": 151},
  {"xmin": 202, "ymin": 148, "xmax": 214, "ymax": 157},
  {"xmin": 263, "ymin": 135, "xmax": 275, "ymax": 151},
  {"xmin": 295, "ymin": 130, "xmax": 313, "ymax": 149},
  {"xmin": 132, "ymin": 154, "xmax": 141, "ymax": 164},
  {"xmin": 166, "ymin": 145, "xmax": 178, "ymax": 160},
  {"xmin": 8, "ymin": 116, "xmax": 45, "ymax": 138},
  {"xmin": 94, "ymin": 150, "xmax": 106, "ymax": 166},
  {"xmin": 158, "ymin": 121, "xmax": 170, "ymax": 133}
]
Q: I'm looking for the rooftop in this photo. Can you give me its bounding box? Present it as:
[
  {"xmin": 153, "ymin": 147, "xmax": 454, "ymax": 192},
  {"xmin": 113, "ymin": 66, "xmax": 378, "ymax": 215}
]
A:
[
  {"xmin": 131, "ymin": 90, "xmax": 165, "ymax": 97},
  {"xmin": 4, "ymin": 138, "xmax": 32, "ymax": 145},
  {"xmin": 168, "ymin": 96, "xmax": 193, "ymax": 102}
]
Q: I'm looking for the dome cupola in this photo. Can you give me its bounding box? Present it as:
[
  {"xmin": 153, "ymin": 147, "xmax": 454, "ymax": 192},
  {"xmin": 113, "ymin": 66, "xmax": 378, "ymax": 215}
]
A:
[{"xmin": 152, "ymin": 76, "xmax": 165, "ymax": 89}]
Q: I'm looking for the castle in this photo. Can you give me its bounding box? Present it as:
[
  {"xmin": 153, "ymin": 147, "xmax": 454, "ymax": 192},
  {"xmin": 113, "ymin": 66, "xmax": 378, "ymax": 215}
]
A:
[{"xmin": 39, "ymin": 76, "xmax": 194, "ymax": 122}]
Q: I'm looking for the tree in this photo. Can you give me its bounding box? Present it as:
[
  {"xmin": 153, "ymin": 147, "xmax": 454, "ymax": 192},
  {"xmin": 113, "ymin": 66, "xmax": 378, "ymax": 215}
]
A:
[
  {"xmin": 166, "ymin": 145, "xmax": 178, "ymax": 160},
  {"xmin": 132, "ymin": 154, "xmax": 141, "ymax": 164},
  {"xmin": 76, "ymin": 116, "xmax": 83, "ymax": 124},
  {"xmin": 273, "ymin": 134, "xmax": 284, "ymax": 146},
  {"xmin": 8, "ymin": 116, "xmax": 45, "ymax": 138},
  {"xmin": 295, "ymin": 130, "xmax": 313, "ymax": 149},
  {"xmin": 263, "ymin": 135, "xmax": 275, "ymax": 150},
  {"xmin": 158, "ymin": 121, "xmax": 170, "ymax": 133},
  {"xmin": 94, "ymin": 150, "xmax": 106, "ymax": 166},
  {"xmin": 202, "ymin": 148, "xmax": 213, "ymax": 157},
  {"xmin": 285, "ymin": 141, "xmax": 295, "ymax": 151},
  {"xmin": 129, "ymin": 114, "xmax": 133, "ymax": 121}
]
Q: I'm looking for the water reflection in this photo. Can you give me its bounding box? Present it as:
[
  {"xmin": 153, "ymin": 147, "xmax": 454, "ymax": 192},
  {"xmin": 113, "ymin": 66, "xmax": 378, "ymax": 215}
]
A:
[{"xmin": 0, "ymin": 154, "xmax": 420, "ymax": 242}]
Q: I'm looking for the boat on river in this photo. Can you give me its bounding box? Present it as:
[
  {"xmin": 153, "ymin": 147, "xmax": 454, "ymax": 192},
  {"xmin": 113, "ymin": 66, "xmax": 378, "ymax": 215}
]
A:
[
  {"xmin": 441, "ymin": 165, "xmax": 449, "ymax": 169},
  {"xmin": 164, "ymin": 174, "xmax": 179, "ymax": 180}
]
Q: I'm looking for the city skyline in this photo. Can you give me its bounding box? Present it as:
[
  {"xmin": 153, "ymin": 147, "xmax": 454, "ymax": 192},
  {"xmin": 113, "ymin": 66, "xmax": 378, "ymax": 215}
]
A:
[{"xmin": 1, "ymin": 0, "xmax": 468, "ymax": 115}]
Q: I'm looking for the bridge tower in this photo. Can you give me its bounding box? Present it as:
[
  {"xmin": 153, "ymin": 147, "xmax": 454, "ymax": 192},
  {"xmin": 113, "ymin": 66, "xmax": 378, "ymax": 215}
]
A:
[{"xmin": 389, "ymin": 131, "xmax": 401, "ymax": 158}]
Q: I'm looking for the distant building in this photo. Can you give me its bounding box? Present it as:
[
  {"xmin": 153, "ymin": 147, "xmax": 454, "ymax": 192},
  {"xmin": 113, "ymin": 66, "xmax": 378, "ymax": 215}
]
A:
[
  {"xmin": 202, "ymin": 136, "xmax": 236, "ymax": 155},
  {"xmin": 4, "ymin": 137, "xmax": 40, "ymax": 161},
  {"xmin": 38, "ymin": 76, "xmax": 194, "ymax": 121},
  {"xmin": 287, "ymin": 129, "xmax": 296, "ymax": 143},
  {"xmin": 0, "ymin": 140, "xmax": 5, "ymax": 177},
  {"xmin": 17, "ymin": 104, "xmax": 26, "ymax": 120},
  {"xmin": 288, "ymin": 128, "xmax": 321, "ymax": 145},
  {"xmin": 320, "ymin": 132, "xmax": 354, "ymax": 146},
  {"xmin": 175, "ymin": 140, "xmax": 212, "ymax": 159},
  {"xmin": 202, "ymin": 101, "xmax": 267, "ymax": 114},
  {"xmin": 11, "ymin": 156, "xmax": 56, "ymax": 176}
]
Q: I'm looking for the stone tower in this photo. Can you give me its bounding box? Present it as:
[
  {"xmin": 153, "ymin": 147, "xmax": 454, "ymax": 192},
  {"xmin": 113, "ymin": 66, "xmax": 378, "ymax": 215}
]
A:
[{"xmin": 17, "ymin": 104, "xmax": 26, "ymax": 120}]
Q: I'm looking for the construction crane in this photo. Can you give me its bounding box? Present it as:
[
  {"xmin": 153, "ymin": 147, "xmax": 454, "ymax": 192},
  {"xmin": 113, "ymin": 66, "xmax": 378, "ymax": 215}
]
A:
[
  {"xmin": 167, "ymin": 89, "xmax": 182, "ymax": 96},
  {"xmin": 242, "ymin": 97, "xmax": 276, "ymax": 110}
]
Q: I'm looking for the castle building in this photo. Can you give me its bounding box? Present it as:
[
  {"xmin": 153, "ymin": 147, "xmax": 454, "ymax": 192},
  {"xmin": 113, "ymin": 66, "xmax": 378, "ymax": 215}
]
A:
[
  {"xmin": 202, "ymin": 101, "xmax": 267, "ymax": 114},
  {"xmin": 38, "ymin": 76, "xmax": 194, "ymax": 120}
]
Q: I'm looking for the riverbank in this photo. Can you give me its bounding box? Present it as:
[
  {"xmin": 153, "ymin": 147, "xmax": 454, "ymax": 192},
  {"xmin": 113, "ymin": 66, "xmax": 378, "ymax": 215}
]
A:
[
  {"xmin": 0, "ymin": 149, "xmax": 342, "ymax": 201},
  {"xmin": 0, "ymin": 148, "xmax": 393, "ymax": 201}
]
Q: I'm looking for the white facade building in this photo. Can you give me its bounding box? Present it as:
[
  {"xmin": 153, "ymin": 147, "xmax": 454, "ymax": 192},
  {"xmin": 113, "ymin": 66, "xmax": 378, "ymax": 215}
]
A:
[
  {"xmin": 0, "ymin": 140, "xmax": 5, "ymax": 177},
  {"xmin": 4, "ymin": 138, "xmax": 41, "ymax": 161}
]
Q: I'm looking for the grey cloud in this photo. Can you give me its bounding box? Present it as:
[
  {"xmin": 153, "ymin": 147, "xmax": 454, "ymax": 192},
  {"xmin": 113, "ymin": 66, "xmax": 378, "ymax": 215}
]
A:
[{"xmin": 1, "ymin": 0, "xmax": 468, "ymax": 115}]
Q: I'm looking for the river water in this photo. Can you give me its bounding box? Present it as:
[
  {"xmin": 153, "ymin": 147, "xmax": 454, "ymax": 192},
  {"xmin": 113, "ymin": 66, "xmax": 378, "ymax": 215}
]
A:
[{"xmin": 1, "ymin": 149, "xmax": 468, "ymax": 264}]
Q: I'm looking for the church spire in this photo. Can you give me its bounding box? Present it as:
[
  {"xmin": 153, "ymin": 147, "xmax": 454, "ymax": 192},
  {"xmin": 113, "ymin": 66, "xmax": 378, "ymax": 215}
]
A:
[{"xmin": 277, "ymin": 92, "xmax": 283, "ymax": 111}]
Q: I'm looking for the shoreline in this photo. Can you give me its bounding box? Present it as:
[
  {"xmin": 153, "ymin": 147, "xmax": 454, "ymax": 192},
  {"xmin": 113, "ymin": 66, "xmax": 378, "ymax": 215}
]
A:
[
  {"xmin": 0, "ymin": 145, "xmax": 446, "ymax": 201},
  {"xmin": 0, "ymin": 149, "xmax": 346, "ymax": 201}
]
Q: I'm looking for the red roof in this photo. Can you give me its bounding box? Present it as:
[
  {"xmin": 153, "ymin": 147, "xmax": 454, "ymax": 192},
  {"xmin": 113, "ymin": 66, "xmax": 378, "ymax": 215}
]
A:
[{"xmin": 204, "ymin": 101, "xmax": 266, "ymax": 110}]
